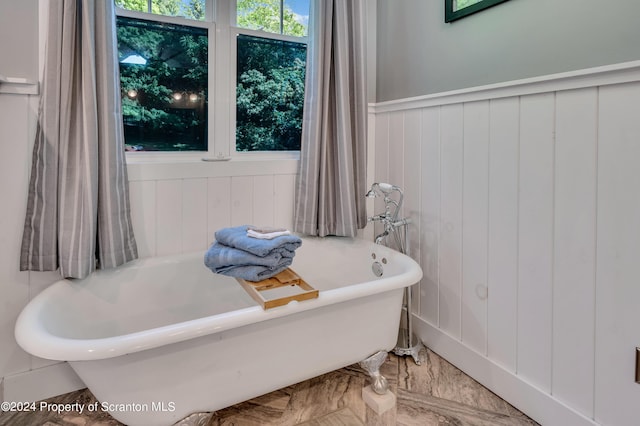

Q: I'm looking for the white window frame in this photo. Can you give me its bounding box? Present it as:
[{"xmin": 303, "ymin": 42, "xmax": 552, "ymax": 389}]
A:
[
  {"xmin": 115, "ymin": 0, "xmax": 306, "ymax": 164},
  {"xmin": 229, "ymin": 0, "xmax": 308, "ymax": 160}
]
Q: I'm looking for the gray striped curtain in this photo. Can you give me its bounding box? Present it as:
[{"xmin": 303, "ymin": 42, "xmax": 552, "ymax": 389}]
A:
[
  {"xmin": 20, "ymin": 0, "xmax": 137, "ymax": 279},
  {"xmin": 293, "ymin": 0, "xmax": 368, "ymax": 237}
]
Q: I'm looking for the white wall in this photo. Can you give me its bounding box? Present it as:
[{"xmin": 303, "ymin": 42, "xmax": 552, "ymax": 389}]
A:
[
  {"xmin": 372, "ymin": 62, "xmax": 640, "ymax": 426},
  {"xmin": 0, "ymin": 0, "xmax": 39, "ymax": 81}
]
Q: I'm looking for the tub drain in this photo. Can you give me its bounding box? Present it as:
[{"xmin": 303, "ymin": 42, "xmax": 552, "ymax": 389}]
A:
[{"xmin": 372, "ymin": 261, "xmax": 384, "ymax": 277}]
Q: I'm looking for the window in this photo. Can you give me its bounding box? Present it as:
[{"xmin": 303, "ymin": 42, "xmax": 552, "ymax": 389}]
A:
[
  {"xmin": 117, "ymin": 16, "xmax": 208, "ymax": 151},
  {"xmin": 115, "ymin": 0, "xmax": 206, "ymax": 20},
  {"xmin": 235, "ymin": 35, "xmax": 306, "ymax": 151},
  {"xmin": 114, "ymin": 0, "xmax": 309, "ymax": 155},
  {"xmin": 236, "ymin": 0, "xmax": 308, "ymax": 36}
]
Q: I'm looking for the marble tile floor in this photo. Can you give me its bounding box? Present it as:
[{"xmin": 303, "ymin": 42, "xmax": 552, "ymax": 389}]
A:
[{"xmin": 0, "ymin": 348, "xmax": 538, "ymax": 426}]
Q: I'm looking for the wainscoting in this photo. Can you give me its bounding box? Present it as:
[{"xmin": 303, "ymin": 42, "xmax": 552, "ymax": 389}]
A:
[
  {"xmin": 370, "ymin": 61, "xmax": 640, "ymax": 426},
  {"xmin": 126, "ymin": 159, "xmax": 298, "ymax": 259}
]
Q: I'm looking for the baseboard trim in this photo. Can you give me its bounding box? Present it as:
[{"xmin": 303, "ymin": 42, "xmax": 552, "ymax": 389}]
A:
[
  {"xmin": 413, "ymin": 315, "xmax": 598, "ymax": 426},
  {"xmin": 2, "ymin": 362, "xmax": 85, "ymax": 403}
]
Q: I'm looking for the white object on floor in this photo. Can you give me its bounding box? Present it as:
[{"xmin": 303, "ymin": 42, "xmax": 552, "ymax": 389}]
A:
[{"xmin": 362, "ymin": 385, "xmax": 396, "ymax": 415}]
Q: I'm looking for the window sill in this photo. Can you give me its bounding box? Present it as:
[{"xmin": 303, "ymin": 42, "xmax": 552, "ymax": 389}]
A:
[
  {"xmin": 126, "ymin": 152, "xmax": 300, "ymax": 181},
  {"xmin": 0, "ymin": 74, "xmax": 39, "ymax": 95}
]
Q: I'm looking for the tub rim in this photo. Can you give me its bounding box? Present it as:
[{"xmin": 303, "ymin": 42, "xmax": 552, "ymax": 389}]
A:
[{"xmin": 15, "ymin": 238, "xmax": 423, "ymax": 361}]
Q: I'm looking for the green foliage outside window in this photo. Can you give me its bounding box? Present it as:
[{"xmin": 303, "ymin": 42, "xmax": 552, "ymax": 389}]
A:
[
  {"xmin": 115, "ymin": 0, "xmax": 205, "ymax": 20},
  {"xmin": 115, "ymin": 0, "xmax": 308, "ymax": 152},
  {"xmin": 237, "ymin": 0, "xmax": 307, "ymax": 37},
  {"xmin": 235, "ymin": 0, "xmax": 308, "ymax": 151},
  {"xmin": 117, "ymin": 17, "xmax": 208, "ymax": 151},
  {"xmin": 236, "ymin": 35, "xmax": 306, "ymax": 151}
]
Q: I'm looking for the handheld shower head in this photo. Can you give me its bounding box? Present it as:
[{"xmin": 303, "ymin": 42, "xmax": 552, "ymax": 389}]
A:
[
  {"xmin": 366, "ymin": 182, "xmax": 405, "ymax": 223},
  {"xmin": 365, "ymin": 188, "xmax": 379, "ymax": 198},
  {"xmin": 365, "ymin": 182, "xmax": 397, "ymax": 198},
  {"xmin": 377, "ymin": 182, "xmax": 394, "ymax": 194}
]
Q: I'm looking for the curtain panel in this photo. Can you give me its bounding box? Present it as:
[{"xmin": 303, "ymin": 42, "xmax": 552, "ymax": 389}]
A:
[
  {"xmin": 20, "ymin": 0, "xmax": 137, "ymax": 279},
  {"xmin": 294, "ymin": 0, "xmax": 368, "ymax": 237}
]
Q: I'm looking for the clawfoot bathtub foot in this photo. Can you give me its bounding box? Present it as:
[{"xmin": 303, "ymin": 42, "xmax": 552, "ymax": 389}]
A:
[
  {"xmin": 393, "ymin": 340, "xmax": 424, "ymax": 365},
  {"xmin": 359, "ymin": 350, "xmax": 389, "ymax": 395}
]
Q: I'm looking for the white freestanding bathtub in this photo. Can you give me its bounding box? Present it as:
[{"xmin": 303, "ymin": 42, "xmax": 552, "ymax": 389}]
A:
[{"xmin": 15, "ymin": 236, "xmax": 422, "ymax": 425}]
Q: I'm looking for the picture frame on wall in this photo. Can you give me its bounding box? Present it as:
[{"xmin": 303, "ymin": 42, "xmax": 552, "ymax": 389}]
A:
[{"xmin": 445, "ymin": 0, "xmax": 511, "ymax": 22}]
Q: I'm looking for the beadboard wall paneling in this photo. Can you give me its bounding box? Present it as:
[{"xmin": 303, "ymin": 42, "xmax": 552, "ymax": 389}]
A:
[
  {"xmin": 461, "ymin": 101, "xmax": 490, "ymax": 356},
  {"xmin": 127, "ymin": 169, "xmax": 299, "ymax": 259},
  {"xmin": 418, "ymin": 107, "xmax": 440, "ymax": 327},
  {"xmin": 207, "ymin": 177, "xmax": 232, "ymax": 238},
  {"xmin": 252, "ymin": 175, "xmax": 275, "ymax": 227},
  {"xmin": 182, "ymin": 178, "xmax": 209, "ymax": 253},
  {"xmin": 372, "ymin": 112, "xmax": 390, "ymax": 241},
  {"xmin": 552, "ymin": 88, "xmax": 597, "ymax": 418},
  {"xmin": 438, "ymin": 103, "xmax": 464, "ymax": 341},
  {"xmin": 594, "ymin": 82, "xmax": 640, "ymax": 426},
  {"xmin": 128, "ymin": 180, "xmax": 157, "ymax": 259},
  {"xmin": 371, "ymin": 62, "xmax": 640, "ymax": 425},
  {"xmin": 156, "ymin": 179, "xmax": 185, "ymax": 256},
  {"xmin": 403, "ymin": 110, "xmax": 422, "ymax": 314},
  {"xmin": 516, "ymin": 92, "xmax": 555, "ymax": 394},
  {"xmin": 231, "ymin": 176, "xmax": 254, "ymax": 226},
  {"xmin": 486, "ymin": 97, "xmax": 519, "ymax": 373},
  {"xmin": 274, "ymin": 174, "xmax": 296, "ymax": 231}
]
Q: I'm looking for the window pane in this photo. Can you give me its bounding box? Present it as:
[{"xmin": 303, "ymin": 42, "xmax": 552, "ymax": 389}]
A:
[
  {"xmin": 236, "ymin": 0, "xmax": 309, "ymax": 37},
  {"xmin": 236, "ymin": 34, "xmax": 306, "ymax": 151},
  {"xmin": 115, "ymin": 0, "xmax": 146, "ymax": 13},
  {"xmin": 115, "ymin": 0, "xmax": 206, "ymax": 20},
  {"xmin": 283, "ymin": 0, "xmax": 309, "ymax": 36},
  {"xmin": 116, "ymin": 17, "xmax": 208, "ymax": 151}
]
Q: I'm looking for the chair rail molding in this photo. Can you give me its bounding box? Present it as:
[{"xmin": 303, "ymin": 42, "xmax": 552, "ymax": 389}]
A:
[
  {"xmin": 370, "ymin": 60, "xmax": 640, "ymax": 113},
  {"xmin": 0, "ymin": 74, "xmax": 39, "ymax": 95}
]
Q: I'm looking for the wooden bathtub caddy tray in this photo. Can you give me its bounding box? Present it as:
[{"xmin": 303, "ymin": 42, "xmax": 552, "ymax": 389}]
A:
[{"xmin": 236, "ymin": 268, "xmax": 318, "ymax": 310}]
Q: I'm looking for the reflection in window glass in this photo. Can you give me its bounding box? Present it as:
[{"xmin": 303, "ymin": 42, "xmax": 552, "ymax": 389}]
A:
[
  {"xmin": 236, "ymin": 34, "xmax": 306, "ymax": 151},
  {"xmin": 116, "ymin": 17, "xmax": 208, "ymax": 151},
  {"xmin": 115, "ymin": 0, "xmax": 206, "ymax": 21}
]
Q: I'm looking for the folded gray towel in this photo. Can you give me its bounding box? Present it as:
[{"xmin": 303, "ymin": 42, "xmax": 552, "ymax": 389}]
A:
[
  {"xmin": 204, "ymin": 241, "xmax": 288, "ymax": 270},
  {"xmin": 205, "ymin": 225, "xmax": 302, "ymax": 281},
  {"xmin": 214, "ymin": 225, "xmax": 302, "ymax": 257},
  {"xmin": 212, "ymin": 259, "xmax": 293, "ymax": 282},
  {"xmin": 204, "ymin": 241, "xmax": 293, "ymax": 281}
]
